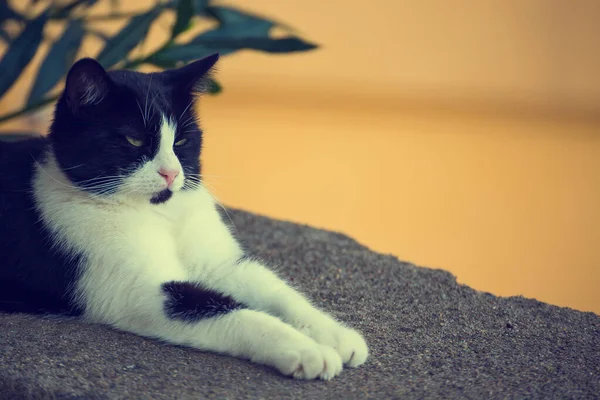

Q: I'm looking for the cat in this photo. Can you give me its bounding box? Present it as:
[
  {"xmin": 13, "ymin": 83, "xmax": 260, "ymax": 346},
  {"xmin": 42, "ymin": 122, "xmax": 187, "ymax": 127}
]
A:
[{"xmin": 0, "ymin": 54, "xmax": 368, "ymax": 380}]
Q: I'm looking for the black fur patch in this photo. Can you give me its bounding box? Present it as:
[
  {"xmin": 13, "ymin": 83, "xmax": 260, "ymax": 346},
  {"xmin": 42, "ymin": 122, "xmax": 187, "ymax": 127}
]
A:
[
  {"xmin": 150, "ymin": 189, "xmax": 173, "ymax": 204},
  {"xmin": 0, "ymin": 139, "xmax": 83, "ymax": 316},
  {"xmin": 162, "ymin": 281, "xmax": 245, "ymax": 322}
]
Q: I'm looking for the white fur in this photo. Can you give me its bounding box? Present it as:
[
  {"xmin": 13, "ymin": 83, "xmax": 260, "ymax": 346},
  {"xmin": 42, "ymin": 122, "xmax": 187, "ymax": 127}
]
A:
[{"xmin": 32, "ymin": 131, "xmax": 368, "ymax": 380}]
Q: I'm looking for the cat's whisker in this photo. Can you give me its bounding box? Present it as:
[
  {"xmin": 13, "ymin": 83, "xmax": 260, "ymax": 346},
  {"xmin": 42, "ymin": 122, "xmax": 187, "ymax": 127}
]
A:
[
  {"xmin": 78, "ymin": 174, "xmax": 124, "ymax": 182},
  {"xmin": 61, "ymin": 163, "xmax": 85, "ymax": 171},
  {"xmin": 180, "ymin": 114, "xmax": 197, "ymax": 129},
  {"xmin": 30, "ymin": 153, "xmax": 81, "ymax": 192},
  {"xmin": 190, "ymin": 174, "xmax": 239, "ymax": 184},
  {"xmin": 149, "ymin": 92, "xmax": 158, "ymax": 122},
  {"xmin": 136, "ymin": 99, "xmax": 146, "ymax": 128},
  {"xmin": 77, "ymin": 175, "xmax": 125, "ymax": 184},
  {"xmin": 83, "ymin": 184, "xmax": 122, "ymax": 193},
  {"xmin": 144, "ymin": 73, "xmax": 154, "ymax": 125},
  {"xmin": 28, "ymin": 154, "xmax": 129, "ymax": 202},
  {"xmin": 79, "ymin": 181, "xmax": 123, "ymax": 189},
  {"xmin": 201, "ymin": 182, "xmax": 238, "ymax": 235},
  {"xmin": 78, "ymin": 179, "xmax": 125, "ymax": 190},
  {"xmin": 186, "ymin": 172, "xmax": 236, "ymax": 178},
  {"xmin": 179, "ymin": 99, "xmax": 195, "ymax": 123},
  {"xmin": 180, "ymin": 120, "xmax": 194, "ymax": 131}
]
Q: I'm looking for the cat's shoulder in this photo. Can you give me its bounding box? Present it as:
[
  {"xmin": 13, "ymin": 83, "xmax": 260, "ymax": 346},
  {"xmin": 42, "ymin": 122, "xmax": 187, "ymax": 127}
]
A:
[
  {"xmin": 0, "ymin": 137, "xmax": 49, "ymax": 191},
  {"xmin": 0, "ymin": 136, "xmax": 48, "ymax": 163}
]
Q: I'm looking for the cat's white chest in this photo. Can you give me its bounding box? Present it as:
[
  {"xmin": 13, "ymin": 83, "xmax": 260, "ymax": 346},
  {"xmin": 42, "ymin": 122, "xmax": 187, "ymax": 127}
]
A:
[{"xmin": 147, "ymin": 188, "xmax": 241, "ymax": 271}]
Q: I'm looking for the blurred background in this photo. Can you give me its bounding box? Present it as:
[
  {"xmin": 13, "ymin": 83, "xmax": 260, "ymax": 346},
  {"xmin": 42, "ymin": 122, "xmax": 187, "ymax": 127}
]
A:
[{"xmin": 1, "ymin": 0, "xmax": 599, "ymax": 314}]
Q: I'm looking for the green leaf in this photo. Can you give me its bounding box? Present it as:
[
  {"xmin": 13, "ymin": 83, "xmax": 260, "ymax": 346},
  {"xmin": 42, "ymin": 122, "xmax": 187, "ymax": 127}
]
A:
[
  {"xmin": 0, "ymin": 11, "xmax": 48, "ymax": 99},
  {"xmin": 152, "ymin": 43, "xmax": 221, "ymax": 64},
  {"xmin": 96, "ymin": 8, "xmax": 161, "ymax": 69},
  {"xmin": 202, "ymin": 6, "xmax": 274, "ymax": 38},
  {"xmin": 144, "ymin": 57, "xmax": 178, "ymax": 69},
  {"xmin": 171, "ymin": 0, "xmax": 194, "ymax": 39},
  {"xmin": 0, "ymin": 132, "xmax": 41, "ymax": 142},
  {"xmin": 196, "ymin": 36, "xmax": 317, "ymax": 53},
  {"xmin": 0, "ymin": 1, "xmax": 24, "ymax": 23},
  {"xmin": 154, "ymin": 6, "xmax": 316, "ymax": 64},
  {"xmin": 50, "ymin": 0, "xmax": 97, "ymax": 20},
  {"xmin": 167, "ymin": 0, "xmax": 208, "ymax": 16},
  {"xmin": 153, "ymin": 36, "xmax": 317, "ymax": 65},
  {"xmin": 207, "ymin": 79, "xmax": 221, "ymax": 95},
  {"xmin": 86, "ymin": 28, "xmax": 110, "ymax": 41},
  {"xmin": 0, "ymin": 28, "xmax": 10, "ymax": 43},
  {"xmin": 27, "ymin": 20, "xmax": 85, "ymax": 105},
  {"xmin": 193, "ymin": 0, "xmax": 209, "ymax": 15}
]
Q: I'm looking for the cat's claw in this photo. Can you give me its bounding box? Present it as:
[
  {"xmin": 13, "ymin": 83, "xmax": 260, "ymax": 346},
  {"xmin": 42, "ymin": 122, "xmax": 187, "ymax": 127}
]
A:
[
  {"xmin": 334, "ymin": 327, "xmax": 368, "ymax": 367},
  {"xmin": 275, "ymin": 343, "xmax": 343, "ymax": 380},
  {"xmin": 298, "ymin": 319, "xmax": 369, "ymax": 368}
]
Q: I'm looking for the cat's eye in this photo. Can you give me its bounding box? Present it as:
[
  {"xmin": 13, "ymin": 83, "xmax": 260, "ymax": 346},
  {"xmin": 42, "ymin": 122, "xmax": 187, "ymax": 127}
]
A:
[
  {"xmin": 126, "ymin": 136, "xmax": 144, "ymax": 147},
  {"xmin": 174, "ymin": 138, "xmax": 188, "ymax": 147}
]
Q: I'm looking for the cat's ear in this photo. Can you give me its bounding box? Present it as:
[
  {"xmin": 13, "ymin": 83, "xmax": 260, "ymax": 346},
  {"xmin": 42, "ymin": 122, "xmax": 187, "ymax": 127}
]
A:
[
  {"xmin": 163, "ymin": 53, "xmax": 219, "ymax": 95},
  {"xmin": 64, "ymin": 58, "xmax": 111, "ymax": 113}
]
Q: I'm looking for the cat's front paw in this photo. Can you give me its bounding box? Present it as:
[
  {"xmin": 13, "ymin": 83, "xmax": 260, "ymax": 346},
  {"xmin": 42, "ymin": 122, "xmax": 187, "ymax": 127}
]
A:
[
  {"xmin": 273, "ymin": 342, "xmax": 343, "ymax": 380},
  {"xmin": 299, "ymin": 319, "xmax": 369, "ymax": 368}
]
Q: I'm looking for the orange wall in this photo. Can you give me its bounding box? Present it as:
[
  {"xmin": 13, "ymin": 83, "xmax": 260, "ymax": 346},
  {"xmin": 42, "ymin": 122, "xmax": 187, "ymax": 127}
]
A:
[
  {"xmin": 199, "ymin": 90, "xmax": 600, "ymax": 314},
  {"xmin": 217, "ymin": 0, "xmax": 600, "ymax": 116},
  {"xmin": 1, "ymin": 1, "xmax": 599, "ymax": 314}
]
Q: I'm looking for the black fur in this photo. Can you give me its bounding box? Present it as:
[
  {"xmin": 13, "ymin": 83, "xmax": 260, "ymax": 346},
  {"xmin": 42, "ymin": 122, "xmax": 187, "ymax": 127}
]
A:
[
  {"xmin": 0, "ymin": 139, "xmax": 83, "ymax": 315},
  {"xmin": 150, "ymin": 189, "xmax": 173, "ymax": 204},
  {"xmin": 162, "ymin": 281, "xmax": 245, "ymax": 322},
  {"xmin": 0, "ymin": 54, "xmax": 219, "ymax": 315}
]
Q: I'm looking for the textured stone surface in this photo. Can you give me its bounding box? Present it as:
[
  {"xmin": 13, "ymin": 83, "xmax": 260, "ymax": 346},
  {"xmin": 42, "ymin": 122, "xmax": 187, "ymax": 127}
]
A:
[{"xmin": 1, "ymin": 209, "xmax": 599, "ymax": 399}]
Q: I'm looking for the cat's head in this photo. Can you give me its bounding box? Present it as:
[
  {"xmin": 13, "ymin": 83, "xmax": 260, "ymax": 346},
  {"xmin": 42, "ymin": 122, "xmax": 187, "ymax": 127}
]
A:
[{"xmin": 49, "ymin": 54, "xmax": 219, "ymax": 204}]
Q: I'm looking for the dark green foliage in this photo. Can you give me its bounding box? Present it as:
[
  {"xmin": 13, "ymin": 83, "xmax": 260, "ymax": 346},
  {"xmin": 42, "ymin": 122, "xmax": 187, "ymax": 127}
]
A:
[
  {"xmin": 154, "ymin": 5, "xmax": 316, "ymax": 63},
  {"xmin": 49, "ymin": 0, "xmax": 97, "ymax": 20},
  {"xmin": 0, "ymin": 1, "xmax": 23, "ymax": 23},
  {"xmin": 171, "ymin": 0, "xmax": 194, "ymax": 39},
  {"xmin": 193, "ymin": 0, "xmax": 209, "ymax": 14},
  {"xmin": 207, "ymin": 79, "xmax": 221, "ymax": 94},
  {"xmin": 154, "ymin": 36, "xmax": 316, "ymax": 64},
  {"xmin": 204, "ymin": 6, "xmax": 274, "ymax": 35},
  {"xmin": 0, "ymin": 0, "xmax": 318, "ymax": 129},
  {"xmin": 96, "ymin": 8, "xmax": 162, "ymax": 69},
  {"xmin": 0, "ymin": 27, "xmax": 10, "ymax": 42},
  {"xmin": 27, "ymin": 20, "xmax": 85, "ymax": 105},
  {"xmin": 0, "ymin": 10, "xmax": 47, "ymax": 99}
]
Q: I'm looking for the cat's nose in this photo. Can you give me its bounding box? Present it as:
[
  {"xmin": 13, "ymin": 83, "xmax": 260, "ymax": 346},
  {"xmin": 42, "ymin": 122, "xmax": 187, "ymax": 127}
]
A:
[{"xmin": 158, "ymin": 168, "xmax": 180, "ymax": 187}]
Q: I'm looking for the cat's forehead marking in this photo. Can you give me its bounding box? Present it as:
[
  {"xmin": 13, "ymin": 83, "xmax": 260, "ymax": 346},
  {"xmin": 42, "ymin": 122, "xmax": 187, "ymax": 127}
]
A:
[
  {"xmin": 151, "ymin": 114, "xmax": 180, "ymax": 171},
  {"xmin": 160, "ymin": 114, "xmax": 176, "ymax": 145}
]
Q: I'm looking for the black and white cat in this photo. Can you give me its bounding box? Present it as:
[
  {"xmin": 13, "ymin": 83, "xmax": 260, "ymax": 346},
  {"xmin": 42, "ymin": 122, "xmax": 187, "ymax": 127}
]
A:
[{"xmin": 0, "ymin": 54, "xmax": 368, "ymax": 380}]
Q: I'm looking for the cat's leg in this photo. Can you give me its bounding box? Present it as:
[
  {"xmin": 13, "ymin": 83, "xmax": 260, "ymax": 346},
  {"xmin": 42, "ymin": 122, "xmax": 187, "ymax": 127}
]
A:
[
  {"xmin": 80, "ymin": 251, "xmax": 343, "ymax": 380},
  {"xmin": 204, "ymin": 257, "xmax": 369, "ymax": 368},
  {"xmin": 177, "ymin": 190, "xmax": 369, "ymax": 367}
]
